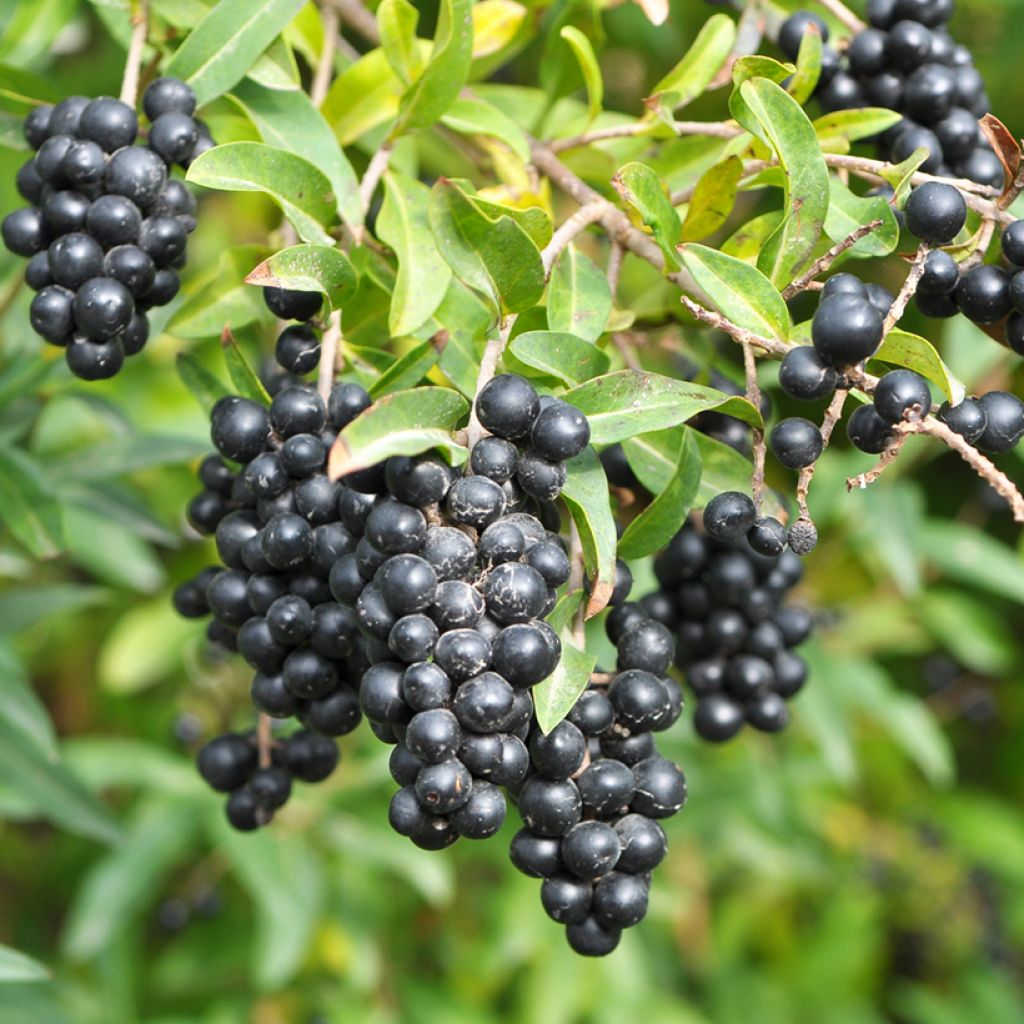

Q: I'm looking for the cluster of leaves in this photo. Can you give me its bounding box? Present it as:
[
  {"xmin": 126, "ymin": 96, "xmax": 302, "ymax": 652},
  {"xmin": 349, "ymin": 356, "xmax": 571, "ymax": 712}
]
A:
[{"xmin": 0, "ymin": 0, "xmax": 1023, "ymax": 1020}]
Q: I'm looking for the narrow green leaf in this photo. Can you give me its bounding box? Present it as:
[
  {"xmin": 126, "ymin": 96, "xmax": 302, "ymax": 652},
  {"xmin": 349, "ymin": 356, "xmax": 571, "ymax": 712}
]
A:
[
  {"xmin": 377, "ymin": 172, "xmax": 452, "ymax": 335},
  {"xmin": 378, "ymin": 0, "xmax": 425, "ymax": 85},
  {"xmin": 918, "ymin": 521, "xmax": 1024, "ymax": 605},
  {"xmin": 733, "ymin": 77, "xmax": 830, "ymax": 287},
  {"xmin": 547, "ymin": 245, "xmax": 612, "ymax": 343},
  {"xmin": 328, "ymin": 387, "xmax": 468, "ymax": 478},
  {"xmin": 187, "ymin": 142, "xmax": 337, "ymax": 246},
  {"xmin": 0, "ymin": 448, "xmax": 64, "ymax": 558},
  {"xmin": 881, "ymin": 147, "xmax": 929, "ymax": 206},
  {"xmin": 221, "ymin": 327, "xmax": 272, "ymax": 405},
  {"xmin": 63, "ymin": 796, "xmax": 199, "ymax": 960},
  {"xmin": 680, "ymin": 242, "xmax": 791, "ymax": 343},
  {"xmin": 873, "ymin": 329, "xmax": 965, "ymax": 404},
  {"xmin": 813, "ymin": 108, "xmax": 903, "ymax": 146},
  {"xmin": 564, "ymin": 370, "xmax": 762, "ymax": 444},
  {"xmin": 0, "ymin": 719, "xmax": 121, "ymax": 845},
  {"xmin": 680, "ymin": 155, "xmax": 743, "ymax": 241},
  {"xmin": 649, "ymin": 13, "xmax": 736, "ymax": 112},
  {"xmin": 0, "ymin": 641, "xmax": 57, "ymax": 760},
  {"xmin": 0, "ymin": 946, "xmax": 49, "ymax": 984},
  {"xmin": 0, "ymin": 585, "xmax": 109, "ymax": 636},
  {"xmin": 321, "ymin": 47, "xmax": 412, "ymax": 145},
  {"xmin": 246, "ymin": 35, "xmax": 300, "ymax": 91},
  {"xmin": 368, "ymin": 340, "xmax": 441, "ymax": 397},
  {"xmin": 47, "ymin": 435, "xmax": 209, "ymax": 482},
  {"xmin": 391, "ymin": 0, "xmax": 473, "ymax": 138},
  {"xmin": 825, "ymin": 177, "xmax": 900, "ymax": 259},
  {"xmin": 533, "ymin": 592, "xmax": 596, "ymax": 734},
  {"xmin": 428, "ymin": 178, "xmax": 545, "ymax": 315},
  {"xmin": 0, "ymin": 63, "xmax": 60, "ymax": 107},
  {"xmin": 561, "ymin": 448, "xmax": 618, "ymax": 618},
  {"xmin": 163, "ymin": 0, "xmax": 306, "ymax": 106},
  {"xmin": 440, "ymin": 96, "xmax": 531, "ymax": 164},
  {"xmin": 229, "ymin": 79, "xmax": 362, "ymax": 228},
  {"xmin": 613, "ymin": 161, "xmax": 682, "ymax": 272},
  {"xmin": 177, "ymin": 352, "xmax": 230, "ymax": 413},
  {"xmin": 692, "ymin": 430, "xmax": 785, "ymax": 514},
  {"xmin": 785, "ymin": 22, "xmax": 822, "ymax": 107},
  {"xmin": 618, "ymin": 428, "xmax": 701, "ymax": 558},
  {"xmin": 559, "ymin": 26, "xmax": 602, "ymax": 124},
  {"xmin": 509, "ymin": 330, "xmax": 610, "ymax": 386},
  {"xmin": 244, "ymin": 244, "xmax": 355, "ymax": 312}
]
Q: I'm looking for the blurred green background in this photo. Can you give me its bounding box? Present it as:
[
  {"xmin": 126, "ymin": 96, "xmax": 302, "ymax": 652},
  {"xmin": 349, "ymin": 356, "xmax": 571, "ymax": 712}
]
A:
[{"xmin": 1, "ymin": 1, "xmax": 1024, "ymax": 1022}]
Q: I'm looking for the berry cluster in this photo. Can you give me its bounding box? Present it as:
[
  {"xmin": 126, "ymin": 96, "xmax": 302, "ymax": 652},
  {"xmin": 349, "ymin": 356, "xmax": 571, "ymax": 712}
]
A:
[
  {"xmin": 173, "ymin": 286, "xmax": 368, "ymax": 828},
  {"xmin": 341, "ymin": 376, "xmax": 591, "ymax": 849},
  {"xmin": 639, "ymin": 516, "xmax": 811, "ymax": 743},
  {"xmin": 510, "ymin": 604, "xmax": 686, "ymax": 956},
  {"xmin": 779, "ymin": 2, "xmax": 1001, "ymax": 188},
  {"xmin": 1, "ymin": 79, "xmax": 210, "ymax": 379}
]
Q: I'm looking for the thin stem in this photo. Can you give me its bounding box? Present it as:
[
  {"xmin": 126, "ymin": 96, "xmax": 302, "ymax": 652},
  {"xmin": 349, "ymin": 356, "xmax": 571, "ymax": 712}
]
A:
[
  {"xmin": 742, "ymin": 341, "xmax": 766, "ymax": 511},
  {"xmin": 257, "ymin": 713, "xmax": 272, "ymax": 770},
  {"xmin": 883, "ymin": 243, "xmax": 929, "ymax": 336},
  {"xmin": 815, "ymin": 0, "xmax": 865, "ymax": 32},
  {"xmin": 325, "ymin": 0, "xmax": 381, "ymax": 44},
  {"xmin": 311, "ymin": 4, "xmax": 339, "ymax": 107},
  {"xmin": 612, "ymin": 332, "xmax": 642, "ymax": 371},
  {"xmin": 797, "ymin": 389, "xmax": 848, "ymax": 518},
  {"xmin": 782, "ymin": 219, "xmax": 884, "ymax": 300},
  {"xmin": 681, "ymin": 295, "xmax": 790, "ymax": 358},
  {"xmin": 318, "ymin": 310, "xmax": 342, "ymax": 403},
  {"xmin": 846, "ymin": 429, "xmax": 910, "ymax": 490},
  {"xmin": 542, "ymin": 201, "xmax": 606, "ymax": 276},
  {"xmin": 359, "ymin": 142, "xmax": 393, "ymax": 214},
  {"xmin": 548, "ymin": 118, "xmax": 741, "ymax": 154},
  {"xmin": 466, "ymin": 316, "xmax": 518, "ymax": 450},
  {"xmin": 607, "ymin": 241, "xmax": 624, "ymax": 296},
  {"xmin": 119, "ymin": 0, "xmax": 150, "ymax": 107}
]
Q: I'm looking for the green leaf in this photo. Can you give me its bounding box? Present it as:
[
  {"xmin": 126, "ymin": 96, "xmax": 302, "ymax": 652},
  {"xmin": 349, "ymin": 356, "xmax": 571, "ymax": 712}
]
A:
[
  {"xmin": 328, "ymin": 386, "xmax": 468, "ymax": 477},
  {"xmin": 824, "ymin": 176, "xmax": 900, "ymax": 259},
  {"xmin": 368, "ymin": 340, "xmax": 441, "ymax": 397},
  {"xmin": 547, "ymin": 245, "xmax": 612, "ymax": 343},
  {"xmin": 221, "ymin": 327, "xmax": 272, "ymax": 404},
  {"xmin": 391, "ymin": 0, "xmax": 473, "ymax": 138},
  {"xmin": 0, "ymin": 719, "xmax": 121, "ymax": 845},
  {"xmin": 63, "ymin": 796, "xmax": 199, "ymax": 961},
  {"xmin": 0, "ymin": 946, "xmax": 49, "ymax": 984},
  {"xmin": 0, "ymin": 63, "xmax": 59, "ymax": 108},
  {"xmin": 813, "ymin": 108, "xmax": 903, "ymax": 147},
  {"xmin": 881, "ymin": 147, "xmax": 929, "ymax": 206},
  {"xmin": 559, "ymin": 26, "xmax": 602, "ymax": 124},
  {"xmin": 618, "ymin": 428, "xmax": 701, "ymax": 558},
  {"xmin": 680, "ymin": 243, "xmax": 791, "ymax": 343},
  {"xmin": 244, "ymin": 244, "xmax": 356, "ymax": 312},
  {"xmin": 163, "ymin": 0, "xmax": 307, "ymax": 106},
  {"xmin": 428, "ymin": 178, "xmax": 545, "ymax": 315},
  {"xmin": 378, "ymin": 172, "xmax": 452, "ymax": 335},
  {"xmin": 918, "ymin": 521, "xmax": 1024, "ymax": 605},
  {"xmin": 873, "ymin": 329, "xmax": 965, "ymax": 404},
  {"xmin": 176, "ymin": 352, "xmax": 230, "ymax": 413},
  {"xmin": 563, "ymin": 370, "xmax": 762, "ymax": 444},
  {"xmin": 691, "ymin": 430, "xmax": 784, "ymax": 515},
  {"xmin": 0, "ymin": 584, "xmax": 109, "ymax": 636},
  {"xmin": 785, "ymin": 21, "xmax": 822, "ymax": 107},
  {"xmin": 187, "ymin": 142, "xmax": 337, "ymax": 246},
  {"xmin": 680, "ymin": 155, "xmax": 743, "ymax": 242},
  {"xmin": 733, "ymin": 77, "xmax": 829, "ymax": 287},
  {"xmin": 0, "ymin": 641, "xmax": 57, "ymax": 760},
  {"xmin": 0, "ymin": 448, "xmax": 64, "ymax": 558},
  {"xmin": 228, "ymin": 79, "xmax": 362, "ymax": 228},
  {"xmin": 471, "ymin": 196, "xmax": 552, "ymax": 250},
  {"xmin": 440, "ymin": 96, "xmax": 531, "ymax": 164},
  {"xmin": 47, "ymin": 435, "xmax": 208, "ymax": 482},
  {"xmin": 920, "ymin": 588, "xmax": 1016, "ymax": 675},
  {"xmin": 321, "ymin": 47, "xmax": 412, "ymax": 145},
  {"xmin": 561, "ymin": 448, "xmax": 618, "ymax": 618},
  {"xmin": 649, "ymin": 13, "xmax": 736, "ymax": 112},
  {"xmin": 612, "ymin": 161, "xmax": 682, "ymax": 272},
  {"xmin": 378, "ymin": 0, "xmax": 425, "ymax": 86},
  {"xmin": 508, "ymin": 330, "xmax": 610, "ymax": 386},
  {"xmin": 533, "ymin": 592, "xmax": 596, "ymax": 734},
  {"xmin": 63, "ymin": 505, "xmax": 165, "ymax": 593},
  {"xmin": 247, "ymin": 35, "xmax": 300, "ymax": 91}
]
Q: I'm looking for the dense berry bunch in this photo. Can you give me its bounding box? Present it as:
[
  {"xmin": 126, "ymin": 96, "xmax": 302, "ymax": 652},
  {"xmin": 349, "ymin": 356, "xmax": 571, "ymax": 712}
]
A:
[
  {"xmin": 510, "ymin": 604, "xmax": 685, "ymax": 956},
  {"xmin": 173, "ymin": 288, "xmax": 365, "ymax": 828},
  {"xmin": 640, "ymin": 518, "xmax": 812, "ymax": 743},
  {"xmin": 1, "ymin": 79, "xmax": 210, "ymax": 379},
  {"xmin": 779, "ymin": 2, "xmax": 1001, "ymax": 188},
  {"xmin": 336, "ymin": 378, "xmax": 590, "ymax": 848}
]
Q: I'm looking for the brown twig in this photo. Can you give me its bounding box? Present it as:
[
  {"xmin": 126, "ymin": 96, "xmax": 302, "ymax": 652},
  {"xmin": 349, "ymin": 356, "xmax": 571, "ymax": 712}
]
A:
[
  {"xmin": 846, "ymin": 428, "xmax": 910, "ymax": 490},
  {"xmin": 465, "ymin": 316, "xmax": 517, "ymax": 450},
  {"xmin": 680, "ymin": 295, "xmax": 790, "ymax": 358},
  {"xmin": 883, "ymin": 243, "xmax": 929, "ymax": 336},
  {"xmin": 542, "ymin": 201, "xmax": 606, "ymax": 277},
  {"xmin": 359, "ymin": 141, "xmax": 393, "ymax": 215},
  {"xmin": 797, "ymin": 389, "xmax": 848, "ymax": 518},
  {"xmin": 119, "ymin": 0, "xmax": 150, "ymax": 107},
  {"xmin": 781, "ymin": 219, "xmax": 884, "ymax": 300},
  {"xmin": 317, "ymin": 310, "xmax": 342, "ymax": 402},
  {"xmin": 741, "ymin": 341, "xmax": 766, "ymax": 511},
  {"xmin": 257, "ymin": 713, "xmax": 272, "ymax": 769},
  {"xmin": 815, "ymin": 0, "xmax": 865, "ymax": 32},
  {"xmin": 607, "ymin": 241, "xmax": 624, "ymax": 295},
  {"xmin": 548, "ymin": 118, "xmax": 741, "ymax": 154},
  {"xmin": 325, "ymin": 0, "xmax": 381, "ymax": 44},
  {"xmin": 311, "ymin": 4, "xmax": 340, "ymax": 107}
]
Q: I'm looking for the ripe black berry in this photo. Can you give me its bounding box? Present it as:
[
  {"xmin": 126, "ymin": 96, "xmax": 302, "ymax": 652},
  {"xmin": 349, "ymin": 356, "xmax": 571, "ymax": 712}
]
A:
[
  {"xmin": 86, "ymin": 194, "xmax": 142, "ymax": 247},
  {"xmin": 29, "ymin": 285, "xmax": 74, "ymax": 344},
  {"xmin": 530, "ymin": 400, "xmax": 590, "ymax": 461},
  {"xmin": 938, "ymin": 398, "xmax": 987, "ymax": 443},
  {"xmin": 904, "ymin": 182, "xmax": 967, "ymax": 243},
  {"xmin": 540, "ymin": 873, "xmax": 592, "ymax": 923},
  {"xmin": 65, "ymin": 335, "xmax": 124, "ymax": 380},
  {"xmin": 976, "ymin": 391, "xmax": 1024, "ymax": 453},
  {"xmin": 874, "ymin": 369, "xmax": 932, "ymax": 423},
  {"xmin": 702, "ymin": 491, "xmax": 756, "ymax": 542},
  {"xmin": 812, "ymin": 293, "xmax": 884, "ymax": 366},
  {"xmin": 769, "ymin": 418, "xmax": 824, "ymax": 470},
  {"xmin": 148, "ymin": 112, "xmax": 199, "ymax": 165},
  {"xmin": 139, "ymin": 215, "xmax": 188, "ymax": 267},
  {"xmin": 211, "ymin": 396, "xmax": 271, "ymax": 463},
  {"xmin": 919, "ymin": 250, "xmax": 959, "ymax": 295},
  {"xmin": 777, "ymin": 11, "xmax": 829, "ymax": 60},
  {"xmin": 748, "ymin": 516, "xmax": 786, "ymax": 557},
  {"xmin": 2, "ymin": 207, "xmax": 48, "ymax": 257},
  {"xmin": 475, "ymin": 373, "xmax": 540, "ymax": 440},
  {"xmin": 283, "ymin": 730, "xmax": 339, "ymax": 782},
  {"xmin": 1002, "ymin": 220, "xmax": 1024, "ymax": 267},
  {"xmin": 327, "ymin": 381, "xmax": 372, "ymax": 428},
  {"xmin": 103, "ymin": 244, "xmax": 156, "ymax": 296},
  {"xmin": 847, "ymin": 403, "xmax": 894, "ymax": 454},
  {"xmin": 73, "ymin": 276, "xmax": 134, "ymax": 339},
  {"xmin": 955, "ymin": 265, "xmax": 1012, "ymax": 324},
  {"xmin": 482, "ymin": 562, "xmax": 547, "ymax": 624},
  {"xmin": 264, "ymin": 286, "xmax": 322, "ymax": 321},
  {"xmin": 105, "ymin": 146, "xmax": 168, "ymax": 207},
  {"xmin": 778, "ymin": 345, "xmax": 838, "ymax": 401},
  {"xmin": 197, "ymin": 733, "xmax": 256, "ymax": 792},
  {"xmin": 23, "ymin": 104, "xmax": 53, "ymax": 149},
  {"xmin": 270, "ymin": 386, "xmax": 326, "ymax": 438},
  {"xmin": 143, "ymin": 77, "xmax": 198, "ymax": 120}
]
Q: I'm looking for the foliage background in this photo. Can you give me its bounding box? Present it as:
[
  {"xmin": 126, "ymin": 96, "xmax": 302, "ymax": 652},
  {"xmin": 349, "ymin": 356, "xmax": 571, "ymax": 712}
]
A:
[{"xmin": 1, "ymin": 0, "xmax": 1023, "ymax": 1022}]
